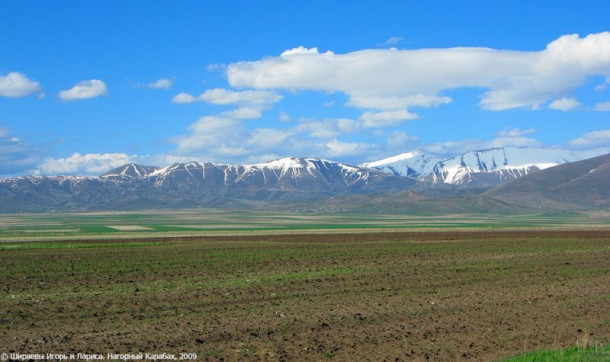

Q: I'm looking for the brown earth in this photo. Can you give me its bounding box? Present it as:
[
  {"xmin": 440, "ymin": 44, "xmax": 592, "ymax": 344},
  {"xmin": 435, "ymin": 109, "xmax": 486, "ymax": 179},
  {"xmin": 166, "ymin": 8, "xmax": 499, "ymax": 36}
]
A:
[{"xmin": 1, "ymin": 230, "xmax": 609, "ymax": 361}]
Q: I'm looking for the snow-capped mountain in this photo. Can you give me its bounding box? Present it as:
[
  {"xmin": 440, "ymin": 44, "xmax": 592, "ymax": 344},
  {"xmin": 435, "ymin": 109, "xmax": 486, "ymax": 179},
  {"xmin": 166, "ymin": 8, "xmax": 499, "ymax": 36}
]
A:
[
  {"xmin": 362, "ymin": 147, "xmax": 605, "ymax": 187},
  {"xmin": 102, "ymin": 164, "xmax": 159, "ymax": 178},
  {"xmin": 360, "ymin": 151, "xmax": 444, "ymax": 178},
  {"xmin": 0, "ymin": 157, "xmax": 420, "ymax": 212},
  {"xmin": 103, "ymin": 157, "xmax": 415, "ymax": 194}
]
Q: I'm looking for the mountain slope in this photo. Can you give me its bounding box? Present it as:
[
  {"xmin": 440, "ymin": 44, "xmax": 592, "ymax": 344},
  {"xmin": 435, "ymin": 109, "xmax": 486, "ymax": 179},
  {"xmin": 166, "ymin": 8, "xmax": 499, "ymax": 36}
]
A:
[
  {"xmin": 102, "ymin": 164, "xmax": 159, "ymax": 178},
  {"xmin": 361, "ymin": 150, "xmax": 444, "ymax": 178},
  {"xmin": 0, "ymin": 157, "xmax": 422, "ymax": 212},
  {"xmin": 363, "ymin": 147, "xmax": 600, "ymax": 187},
  {"xmin": 485, "ymin": 153, "xmax": 610, "ymax": 209}
]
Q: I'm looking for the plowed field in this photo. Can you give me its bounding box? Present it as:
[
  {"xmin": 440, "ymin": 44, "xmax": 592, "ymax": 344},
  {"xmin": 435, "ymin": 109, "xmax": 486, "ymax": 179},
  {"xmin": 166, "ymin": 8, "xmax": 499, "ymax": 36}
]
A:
[{"xmin": 1, "ymin": 230, "xmax": 608, "ymax": 360}]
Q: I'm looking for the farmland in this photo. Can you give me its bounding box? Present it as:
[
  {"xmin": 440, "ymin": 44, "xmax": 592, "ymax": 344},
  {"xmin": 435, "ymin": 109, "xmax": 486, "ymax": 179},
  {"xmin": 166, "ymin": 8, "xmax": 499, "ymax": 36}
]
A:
[
  {"xmin": 2, "ymin": 209, "xmax": 610, "ymax": 241},
  {"xmin": 1, "ymin": 216, "xmax": 608, "ymax": 360}
]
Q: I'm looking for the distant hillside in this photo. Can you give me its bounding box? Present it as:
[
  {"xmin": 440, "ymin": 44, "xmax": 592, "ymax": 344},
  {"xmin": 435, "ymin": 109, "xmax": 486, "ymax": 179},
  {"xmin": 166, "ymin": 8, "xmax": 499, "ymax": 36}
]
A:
[
  {"xmin": 0, "ymin": 158, "xmax": 421, "ymax": 212},
  {"xmin": 485, "ymin": 153, "xmax": 610, "ymax": 209},
  {"xmin": 1, "ymin": 154, "xmax": 608, "ymax": 214},
  {"xmin": 269, "ymin": 153, "xmax": 610, "ymax": 214},
  {"xmin": 362, "ymin": 147, "xmax": 604, "ymax": 187}
]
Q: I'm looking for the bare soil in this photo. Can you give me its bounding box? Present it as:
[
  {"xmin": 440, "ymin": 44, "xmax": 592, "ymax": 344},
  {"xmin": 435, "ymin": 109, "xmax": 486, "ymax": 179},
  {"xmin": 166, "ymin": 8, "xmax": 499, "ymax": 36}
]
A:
[{"xmin": 1, "ymin": 230, "xmax": 608, "ymax": 361}]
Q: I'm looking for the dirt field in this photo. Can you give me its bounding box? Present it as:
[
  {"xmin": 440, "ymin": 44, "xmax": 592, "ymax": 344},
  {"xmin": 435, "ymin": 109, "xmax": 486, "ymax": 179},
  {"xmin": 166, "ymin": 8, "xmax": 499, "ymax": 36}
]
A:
[{"xmin": 1, "ymin": 230, "xmax": 608, "ymax": 361}]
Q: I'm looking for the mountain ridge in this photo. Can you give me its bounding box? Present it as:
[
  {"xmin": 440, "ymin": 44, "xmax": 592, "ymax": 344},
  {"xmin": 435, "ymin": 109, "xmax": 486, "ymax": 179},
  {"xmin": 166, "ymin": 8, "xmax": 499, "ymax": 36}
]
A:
[
  {"xmin": 485, "ymin": 153, "xmax": 610, "ymax": 209},
  {"xmin": 0, "ymin": 157, "xmax": 422, "ymax": 212},
  {"xmin": 361, "ymin": 146, "xmax": 605, "ymax": 187},
  {"xmin": 1, "ymin": 152, "xmax": 609, "ymax": 213}
]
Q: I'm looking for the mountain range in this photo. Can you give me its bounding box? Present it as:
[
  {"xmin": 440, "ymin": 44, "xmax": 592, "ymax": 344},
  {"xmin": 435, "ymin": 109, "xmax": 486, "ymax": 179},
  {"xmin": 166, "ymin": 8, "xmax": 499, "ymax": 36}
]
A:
[
  {"xmin": 360, "ymin": 146, "xmax": 603, "ymax": 187},
  {"xmin": 0, "ymin": 147, "xmax": 608, "ymax": 213},
  {"xmin": 0, "ymin": 158, "xmax": 420, "ymax": 212}
]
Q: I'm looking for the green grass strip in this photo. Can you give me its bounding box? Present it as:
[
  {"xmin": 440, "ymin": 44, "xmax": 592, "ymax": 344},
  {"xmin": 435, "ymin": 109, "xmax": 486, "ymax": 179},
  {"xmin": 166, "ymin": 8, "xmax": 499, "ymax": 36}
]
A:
[
  {"xmin": 0, "ymin": 241, "xmax": 161, "ymax": 250},
  {"xmin": 501, "ymin": 343, "xmax": 610, "ymax": 362}
]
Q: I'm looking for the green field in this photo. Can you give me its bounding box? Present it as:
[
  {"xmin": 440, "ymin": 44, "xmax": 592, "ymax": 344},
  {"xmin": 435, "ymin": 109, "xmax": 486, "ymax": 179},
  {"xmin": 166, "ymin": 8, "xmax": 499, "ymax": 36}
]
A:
[{"xmin": 1, "ymin": 209, "xmax": 610, "ymax": 240}]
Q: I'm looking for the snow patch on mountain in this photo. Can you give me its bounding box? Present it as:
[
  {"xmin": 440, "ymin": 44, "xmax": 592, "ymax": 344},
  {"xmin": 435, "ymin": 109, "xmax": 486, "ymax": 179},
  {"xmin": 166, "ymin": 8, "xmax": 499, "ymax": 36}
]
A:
[
  {"xmin": 362, "ymin": 147, "xmax": 605, "ymax": 185},
  {"xmin": 361, "ymin": 151, "xmax": 443, "ymax": 178},
  {"xmin": 434, "ymin": 147, "xmax": 581, "ymax": 184}
]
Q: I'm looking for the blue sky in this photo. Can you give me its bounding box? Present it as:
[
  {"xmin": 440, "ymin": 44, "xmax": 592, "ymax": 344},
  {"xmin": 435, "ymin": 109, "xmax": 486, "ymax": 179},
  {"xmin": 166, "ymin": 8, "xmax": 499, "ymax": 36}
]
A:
[{"xmin": 1, "ymin": 1, "xmax": 610, "ymax": 176}]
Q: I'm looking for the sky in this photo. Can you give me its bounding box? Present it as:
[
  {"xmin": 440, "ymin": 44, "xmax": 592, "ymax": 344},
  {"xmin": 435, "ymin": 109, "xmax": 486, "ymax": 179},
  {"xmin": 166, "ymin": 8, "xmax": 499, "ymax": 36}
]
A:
[{"xmin": 1, "ymin": 0, "xmax": 610, "ymax": 176}]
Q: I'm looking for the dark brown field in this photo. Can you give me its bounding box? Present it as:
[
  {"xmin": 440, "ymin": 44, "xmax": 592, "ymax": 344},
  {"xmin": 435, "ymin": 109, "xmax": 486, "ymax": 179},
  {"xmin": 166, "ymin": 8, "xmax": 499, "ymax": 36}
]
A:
[{"xmin": 1, "ymin": 230, "xmax": 609, "ymax": 361}]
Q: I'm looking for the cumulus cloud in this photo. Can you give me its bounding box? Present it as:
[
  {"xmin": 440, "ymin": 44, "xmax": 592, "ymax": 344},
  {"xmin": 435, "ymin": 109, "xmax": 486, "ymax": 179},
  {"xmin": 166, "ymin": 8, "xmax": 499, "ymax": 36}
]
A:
[
  {"xmin": 0, "ymin": 72, "xmax": 42, "ymax": 97},
  {"xmin": 227, "ymin": 32, "xmax": 610, "ymax": 113},
  {"xmin": 220, "ymin": 107, "xmax": 263, "ymax": 120},
  {"xmin": 548, "ymin": 97, "xmax": 581, "ymax": 111},
  {"xmin": 567, "ymin": 129, "xmax": 610, "ymax": 148},
  {"xmin": 325, "ymin": 139, "xmax": 373, "ymax": 157},
  {"xmin": 418, "ymin": 128, "xmax": 542, "ymax": 156},
  {"xmin": 38, "ymin": 152, "xmax": 134, "ymax": 175},
  {"xmin": 169, "ymin": 115, "xmax": 248, "ymax": 158},
  {"xmin": 495, "ymin": 128, "xmax": 537, "ymax": 138},
  {"xmin": 387, "ymin": 131, "xmax": 419, "ymax": 148},
  {"xmin": 172, "ymin": 92, "xmax": 197, "ymax": 103},
  {"xmin": 34, "ymin": 152, "xmax": 206, "ymax": 176},
  {"xmin": 347, "ymin": 94, "xmax": 452, "ymax": 110},
  {"xmin": 489, "ymin": 136, "xmax": 541, "ymax": 148},
  {"xmin": 201, "ymin": 88, "xmax": 282, "ymax": 106},
  {"xmin": 594, "ymin": 101, "xmax": 610, "ymax": 111},
  {"xmin": 359, "ymin": 109, "xmax": 418, "ymax": 128},
  {"xmin": 172, "ymin": 88, "xmax": 282, "ymax": 107},
  {"xmin": 148, "ymin": 78, "xmax": 173, "ymax": 89},
  {"xmin": 59, "ymin": 79, "xmax": 108, "ymax": 101},
  {"xmin": 168, "ymin": 108, "xmax": 377, "ymax": 164}
]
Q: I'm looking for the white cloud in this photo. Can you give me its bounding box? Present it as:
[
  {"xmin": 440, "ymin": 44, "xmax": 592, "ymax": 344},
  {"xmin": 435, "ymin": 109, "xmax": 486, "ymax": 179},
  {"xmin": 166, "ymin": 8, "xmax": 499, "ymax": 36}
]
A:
[
  {"xmin": 0, "ymin": 72, "xmax": 42, "ymax": 97},
  {"xmin": 59, "ymin": 79, "xmax": 108, "ymax": 101},
  {"xmin": 172, "ymin": 92, "xmax": 197, "ymax": 103},
  {"xmin": 278, "ymin": 111, "xmax": 291, "ymax": 122},
  {"xmin": 594, "ymin": 77, "xmax": 609, "ymax": 91},
  {"xmin": 169, "ymin": 115, "xmax": 249, "ymax": 157},
  {"xmin": 594, "ymin": 101, "xmax": 610, "ymax": 111},
  {"xmin": 247, "ymin": 128, "xmax": 292, "ymax": 148},
  {"xmin": 387, "ymin": 131, "xmax": 419, "ymax": 148},
  {"xmin": 294, "ymin": 118, "xmax": 361, "ymax": 139},
  {"xmin": 495, "ymin": 128, "xmax": 537, "ymax": 138},
  {"xmin": 169, "ymin": 108, "xmax": 375, "ymax": 163},
  {"xmin": 294, "ymin": 121, "xmax": 338, "ymax": 139},
  {"xmin": 382, "ymin": 37, "xmax": 404, "ymax": 46},
  {"xmin": 336, "ymin": 118, "xmax": 360, "ymax": 133},
  {"xmin": 594, "ymin": 84, "xmax": 606, "ymax": 91},
  {"xmin": 348, "ymin": 94, "xmax": 452, "ymax": 110},
  {"xmin": 548, "ymin": 97, "xmax": 581, "ymax": 111},
  {"xmin": 148, "ymin": 78, "xmax": 173, "ymax": 89},
  {"xmin": 280, "ymin": 46, "xmax": 321, "ymax": 56},
  {"xmin": 38, "ymin": 152, "xmax": 133, "ymax": 175},
  {"xmin": 568, "ymin": 129, "xmax": 610, "ymax": 148},
  {"xmin": 199, "ymin": 88, "xmax": 282, "ymax": 106},
  {"xmin": 221, "ymin": 107, "xmax": 263, "ymax": 119},
  {"xmin": 171, "ymin": 88, "xmax": 282, "ymax": 107},
  {"xmin": 325, "ymin": 139, "xmax": 373, "ymax": 157},
  {"xmin": 359, "ymin": 109, "xmax": 418, "ymax": 128},
  {"xmin": 419, "ymin": 129, "xmax": 542, "ymax": 155},
  {"xmin": 227, "ymin": 32, "xmax": 610, "ymax": 112},
  {"xmin": 489, "ymin": 136, "xmax": 541, "ymax": 148}
]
